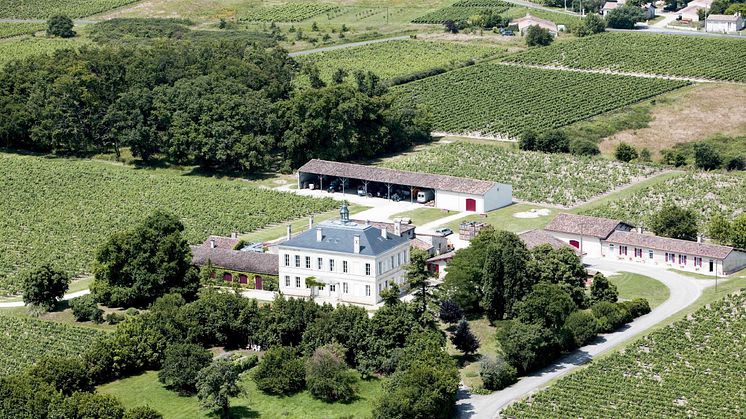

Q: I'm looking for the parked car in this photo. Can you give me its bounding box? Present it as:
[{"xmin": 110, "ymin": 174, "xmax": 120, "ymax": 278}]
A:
[
  {"xmin": 416, "ymin": 189, "xmax": 434, "ymax": 203},
  {"xmin": 500, "ymin": 28, "xmax": 514, "ymax": 36},
  {"xmin": 435, "ymin": 228, "xmax": 453, "ymax": 237},
  {"xmin": 357, "ymin": 186, "xmax": 367, "ymax": 196}
]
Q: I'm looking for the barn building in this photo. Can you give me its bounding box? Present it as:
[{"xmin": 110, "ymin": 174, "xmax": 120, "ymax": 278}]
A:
[
  {"xmin": 297, "ymin": 159, "xmax": 512, "ymax": 213},
  {"xmin": 192, "ymin": 236, "xmax": 279, "ymax": 290},
  {"xmin": 705, "ymin": 13, "xmax": 745, "ymax": 32}
]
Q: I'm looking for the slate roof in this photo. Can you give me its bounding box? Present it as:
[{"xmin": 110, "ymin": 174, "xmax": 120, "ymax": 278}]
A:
[
  {"xmin": 298, "ymin": 159, "xmax": 500, "ymax": 195},
  {"xmin": 545, "ymin": 213, "xmax": 631, "ymax": 239},
  {"xmin": 606, "ymin": 231, "xmax": 735, "ymax": 259},
  {"xmin": 280, "ymin": 219, "xmax": 409, "ymax": 256},
  {"xmin": 519, "ymin": 229, "xmax": 580, "ymax": 254},
  {"xmin": 192, "ymin": 246, "xmax": 279, "ymax": 275},
  {"xmin": 350, "ymin": 219, "xmax": 416, "ymax": 236}
]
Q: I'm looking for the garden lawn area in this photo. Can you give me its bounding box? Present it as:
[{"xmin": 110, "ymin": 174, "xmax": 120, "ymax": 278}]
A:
[
  {"xmin": 444, "ymin": 317, "xmax": 502, "ymax": 392},
  {"xmin": 0, "ymin": 152, "xmax": 336, "ymax": 295},
  {"xmin": 440, "ymin": 203, "xmax": 554, "ymax": 233},
  {"xmin": 391, "ymin": 207, "xmax": 452, "ymax": 226},
  {"xmin": 99, "ymin": 370, "xmax": 382, "ymax": 419},
  {"xmin": 608, "ymin": 272, "xmax": 669, "ymax": 308}
]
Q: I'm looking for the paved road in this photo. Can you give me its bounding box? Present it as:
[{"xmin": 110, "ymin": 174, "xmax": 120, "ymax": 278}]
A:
[
  {"xmin": 0, "ymin": 289, "xmax": 90, "ymax": 308},
  {"xmin": 455, "ymin": 258, "xmax": 714, "ymax": 418},
  {"xmin": 288, "ymin": 35, "xmax": 410, "ymax": 57}
]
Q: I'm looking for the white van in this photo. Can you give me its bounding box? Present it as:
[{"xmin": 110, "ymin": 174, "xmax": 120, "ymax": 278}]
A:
[{"xmin": 416, "ymin": 190, "xmax": 434, "ymax": 203}]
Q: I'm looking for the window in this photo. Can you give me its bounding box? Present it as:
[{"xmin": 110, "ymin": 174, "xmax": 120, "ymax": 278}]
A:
[
  {"xmin": 397, "ymin": 253, "xmax": 401, "ymax": 266},
  {"xmin": 329, "ymin": 259, "xmax": 335, "ymax": 271},
  {"xmin": 365, "ymin": 285, "xmax": 371, "ymax": 297},
  {"xmin": 694, "ymin": 257, "xmax": 702, "ymax": 267},
  {"xmin": 649, "ymin": 250, "xmax": 654, "ymax": 259},
  {"xmin": 378, "ymin": 262, "xmax": 382, "ymax": 274},
  {"xmin": 294, "ymin": 255, "xmax": 300, "ymax": 268},
  {"xmin": 295, "ymin": 277, "xmax": 301, "ymax": 287},
  {"xmin": 317, "ymin": 257, "xmax": 323, "ymax": 270},
  {"xmin": 343, "ymin": 260, "xmax": 348, "ymax": 273},
  {"xmin": 284, "ymin": 254, "xmax": 290, "ymax": 267},
  {"xmin": 305, "ymin": 256, "xmax": 311, "ymax": 269},
  {"xmin": 365, "ymin": 263, "xmax": 371, "ymax": 276},
  {"xmin": 390, "ymin": 256, "xmax": 394, "ymax": 269},
  {"xmin": 679, "ymin": 255, "xmax": 687, "ymax": 265},
  {"xmin": 609, "ymin": 244, "xmax": 615, "ymax": 254},
  {"xmin": 619, "ymin": 245, "xmax": 628, "ymax": 256},
  {"xmin": 709, "ymin": 260, "xmax": 714, "ymax": 272},
  {"xmin": 343, "ymin": 282, "xmax": 348, "ymax": 293},
  {"xmin": 378, "ymin": 283, "xmax": 382, "ymax": 293},
  {"xmin": 330, "ymin": 284, "xmax": 336, "ymax": 292},
  {"xmin": 284, "ymin": 276, "xmax": 290, "ymax": 287},
  {"xmin": 634, "ymin": 248, "xmax": 642, "ymax": 258},
  {"xmin": 665, "ymin": 252, "xmax": 673, "ymax": 263}
]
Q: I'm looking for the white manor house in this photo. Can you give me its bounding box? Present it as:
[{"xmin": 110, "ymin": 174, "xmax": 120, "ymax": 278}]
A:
[{"xmin": 277, "ymin": 203, "xmax": 411, "ymax": 306}]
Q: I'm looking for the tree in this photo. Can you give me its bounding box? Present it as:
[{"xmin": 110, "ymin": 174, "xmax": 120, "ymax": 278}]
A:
[
  {"xmin": 730, "ymin": 214, "xmax": 746, "ymax": 250},
  {"xmin": 331, "ymin": 68, "xmax": 347, "ymax": 85},
  {"xmin": 158, "ymin": 343, "xmax": 213, "ymax": 395},
  {"xmin": 480, "ymin": 356, "xmax": 517, "ymax": 391},
  {"xmin": 569, "ymin": 139, "xmax": 600, "ymax": 156},
  {"xmin": 0, "ymin": 373, "xmax": 57, "ymax": 419},
  {"xmin": 357, "ymin": 302, "xmax": 420, "ymax": 376},
  {"xmin": 480, "ymin": 231, "xmax": 533, "ymax": 323},
  {"xmin": 606, "ymin": 5, "xmax": 645, "ymax": 29},
  {"xmin": 450, "ymin": 318, "xmax": 480, "ymax": 355},
  {"xmin": 519, "ymin": 130, "xmax": 538, "ymax": 151},
  {"xmin": 178, "ymin": 290, "xmax": 258, "ymax": 348},
  {"xmin": 649, "ymin": 204, "xmax": 698, "ymax": 241},
  {"xmin": 70, "ymin": 294, "xmax": 103, "ymax": 323},
  {"xmin": 515, "ymin": 283, "xmax": 577, "ymax": 331},
  {"xmin": 196, "ymin": 360, "xmax": 241, "ymax": 418},
  {"xmin": 708, "ymin": 211, "xmax": 732, "ymax": 245},
  {"xmin": 590, "ymin": 273, "xmax": 618, "ymax": 304},
  {"xmin": 526, "ymin": 25, "xmax": 553, "ymax": 47},
  {"xmin": 614, "ymin": 142, "xmax": 638, "ymax": 162},
  {"xmin": 49, "ymin": 392, "xmax": 126, "ymax": 419},
  {"xmin": 591, "ymin": 301, "xmax": 630, "ymax": 332},
  {"xmin": 439, "ymin": 299, "xmax": 464, "ymax": 324},
  {"xmin": 305, "ymin": 343, "xmax": 358, "ymax": 402},
  {"xmin": 693, "ymin": 143, "xmax": 722, "ymax": 170},
  {"xmin": 496, "ymin": 320, "xmax": 560, "ymax": 373},
  {"xmin": 124, "ymin": 406, "xmax": 163, "ymax": 419},
  {"xmin": 535, "ymin": 130, "xmax": 569, "ymax": 153},
  {"xmin": 639, "ymin": 148, "xmax": 652, "ymax": 162},
  {"xmin": 253, "ymin": 346, "xmax": 306, "ymax": 395},
  {"xmin": 406, "ymin": 248, "xmax": 436, "ymax": 323},
  {"xmin": 725, "ymin": 156, "xmax": 745, "ymax": 171},
  {"xmin": 303, "ymin": 64, "xmax": 326, "ymax": 89},
  {"xmin": 301, "ymin": 304, "xmax": 370, "ymax": 367},
  {"xmin": 574, "ymin": 13, "xmax": 606, "ymax": 37},
  {"xmin": 528, "ymin": 245, "xmax": 588, "ymax": 307},
  {"xmin": 379, "ymin": 283, "xmax": 401, "ymax": 306},
  {"xmin": 92, "ymin": 211, "xmax": 199, "ymax": 307},
  {"xmin": 444, "ymin": 20, "xmax": 459, "ymax": 33},
  {"xmin": 562, "ymin": 310, "xmax": 598, "ymax": 347},
  {"xmin": 27, "ymin": 356, "xmax": 93, "ymax": 396},
  {"xmin": 21, "ymin": 264, "xmax": 69, "ymax": 311},
  {"xmin": 47, "ymin": 15, "xmax": 76, "ymax": 38}
]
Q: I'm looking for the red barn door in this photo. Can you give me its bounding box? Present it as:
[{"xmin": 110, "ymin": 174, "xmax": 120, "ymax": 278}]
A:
[{"xmin": 465, "ymin": 198, "xmax": 476, "ymax": 212}]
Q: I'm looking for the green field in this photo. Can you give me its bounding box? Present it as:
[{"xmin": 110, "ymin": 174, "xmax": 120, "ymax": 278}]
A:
[
  {"xmin": 392, "ymin": 63, "xmax": 687, "ymax": 137},
  {"xmin": 391, "ymin": 207, "xmax": 452, "ymax": 226},
  {"xmin": 609, "ymin": 272, "xmax": 669, "ymax": 308},
  {"xmin": 0, "ymin": 153, "xmax": 336, "ymax": 294},
  {"xmin": 383, "ymin": 142, "xmax": 660, "ymax": 206},
  {"xmin": 440, "ymin": 203, "xmax": 554, "ymax": 233},
  {"xmin": 295, "ymin": 39, "xmax": 503, "ymax": 85},
  {"xmin": 0, "ymin": 22, "xmax": 45, "ymax": 38},
  {"xmin": 503, "ymin": 32, "xmax": 746, "ymax": 82},
  {"xmin": 502, "ymin": 291, "xmax": 746, "ymax": 417},
  {"xmin": 412, "ymin": 0, "xmax": 510, "ymax": 23},
  {"xmin": 0, "ymin": 0, "xmax": 137, "ymax": 18},
  {"xmin": 0, "ymin": 314, "xmax": 107, "ymax": 375},
  {"xmin": 0, "ymin": 35, "xmax": 91, "ymax": 68},
  {"xmin": 240, "ymin": 3, "xmax": 339, "ymax": 22},
  {"xmin": 581, "ymin": 172, "xmax": 746, "ymax": 228},
  {"xmin": 99, "ymin": 370, "xmax": 382, "ymax": 418}
]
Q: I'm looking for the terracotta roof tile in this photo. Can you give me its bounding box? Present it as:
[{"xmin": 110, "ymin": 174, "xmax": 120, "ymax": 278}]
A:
[
  {"xmin": 545, "ymin": 213, "xmax": 631, "ymax": 239},
  {"xmin": 519, "ymin": 229, "xmax": 580, "ymax": 254},
  {"xmin": 606, "ymin": 231, "xmax": 734, "ymax": 259}
]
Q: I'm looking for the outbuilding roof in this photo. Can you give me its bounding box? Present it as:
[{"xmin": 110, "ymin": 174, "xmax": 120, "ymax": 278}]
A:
[
  {"xmin": 606, "ymin": 230, "xmax": 735, "ymax": 259},
  {"xmin": 280, "ymin": 219, "xmax": 409, "ymax": 256},
  {"xmin": 545, "ymin": 213, "xmax": 632, "ymax": 239},
  {"xmin": 519, "ymin": 229, "xmax": 580, "ymax": 254},
  {"xmin": 512, "ymin": 14, "xmax": 559, "ymax": 32},
  {"xmin": 298, "ymin": 159, "xmax": 500, "ymax": 195},
  {"xmin": 192, "ymin": 247, "xmax": 279, "ymax": 275},
  {"xmin": 706, "ymin": 13, "xmax": 742, "ymax": 21}
]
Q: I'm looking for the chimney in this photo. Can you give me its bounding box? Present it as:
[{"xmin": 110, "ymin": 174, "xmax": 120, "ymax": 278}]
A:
[
  {"xmin": 394, "ymin": 220, "xmax": 402, "ymax": 237},
  {"xmin": 637, "ymin": 226, "xmax": 643, "ymax": 234},
  {"xmin": 353, "ymin": 235, "xmax": 360, "ymax": 254},
  {"xmin": 697, "ymin": 233, "xmax": 703, "ymax": 244},
  {"xmin": 210, "ymin": 239, "xmax": 216, "ymax": 249},
  {"xmin": 309, "ymin": 215, "xmax": 314, "ymax": 229},
  {"xmin": 316, "ymin": 227, "xmax": 323, "ymax": 242},
  {"xmin": 230, "ymin": 231, "xmax": 237, "ymax": 239},
  {"xmin": 286, "ymin": 225, "xmax": 292, "ymax": 241},
  {"xmin": 381, "ymin": 227, "xmax": 388, "ymax": 239}
]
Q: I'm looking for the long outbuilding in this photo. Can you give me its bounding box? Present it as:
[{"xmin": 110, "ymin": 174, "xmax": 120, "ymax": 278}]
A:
[{"xmin": 297, "ymin": 159, "xmax": 512, "ymax": 213}]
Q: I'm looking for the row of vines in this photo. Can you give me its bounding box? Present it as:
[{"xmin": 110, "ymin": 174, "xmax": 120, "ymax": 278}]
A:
[
  {"xmin": 0, "ymin": 153, "xmax": 337, "ymax": 295},
  {"xmin": 392, "ymin": 63, "xmax": 687, "ymax": 137},
  {"xmin": 0, "ymin": 36, "xmax": 91, "ymax": 68},
  {"xmin": 412, "ymin": 0, "xmax": 510, "ymax": 24},
  {"xmin": 0, "ymin": 0, "xmax": 137, "ymax": 18},
  {"xmin": 503, "ymin": 292, "xmax": 746, "ymax": 418},
  {"xmin": 382, "ymin": 142, "xmax": 660, "ymax": 207},
  {"xmin": 0, "ymin": 23, "xmax": 45, "ymax": 38},
  {"xmin": 239, "ymin": 3, "xmax": 339, "ymax": 22}
]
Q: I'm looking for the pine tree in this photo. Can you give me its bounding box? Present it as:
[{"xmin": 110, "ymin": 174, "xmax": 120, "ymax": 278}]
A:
[{"xmin": 451, "ymin": 318, "xmax": 480, "ymax": 355}]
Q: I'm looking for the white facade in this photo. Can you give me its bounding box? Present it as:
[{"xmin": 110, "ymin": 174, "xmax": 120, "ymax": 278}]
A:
[
  {"xmin": 598, "ymin": 241, "xmax": 732, "ymax": 276},
  {"xmin": 705, "ymin": 14, "xmax": 745, "ymax": 32},
  {"xmin": 548, "ymin": 231, "xmax": 604, "ymax": 258},
  {"xmin": 434, "ymin": 183, "xmax": 512, "ymax": 213}
]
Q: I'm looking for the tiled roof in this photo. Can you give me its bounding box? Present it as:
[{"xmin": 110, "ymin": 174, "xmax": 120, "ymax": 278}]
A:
[
  {"xmin": 427, "ymin": 251, "xmax": 456, "ymax": 263},
  {"xmin": 298, "ymin": 159, "xmax": 501, "ymax": 195},
  {"xmin": 602, "ymin": 1, "xmax": 621, "ymax": 10},
  {"xmin": 706, "ymin": 14, "xmax": 741, "ymax": 21},
  {"xmin": 519, "ymin": 229, "xmax": 580, "ymax": 254},
  {"xmin": 411, "ymin": 238, "xmax": 434, "ymax": 251},
  {"xmin": 280, "ymin": 219, "xmax": 409, "ymax": 256},
  {"xmin": 192, "ymin": 248, "xmax": 279, "ymax": 275},
  {"xmin": 513, "ymin": 14, "xmax": 558, "ymax": 31},
  {"xmin": 606, "ymin": 231, "xmax": 734, "ymax": 259},
  {"xmin": 545, "ymin": 213, "xmax": 631, "ymax": 239}
]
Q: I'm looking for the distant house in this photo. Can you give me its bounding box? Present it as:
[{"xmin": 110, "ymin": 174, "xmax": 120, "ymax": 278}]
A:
[
  {"xmin": 678, "ymin": 0, "xmax": 713, "ymax": 21},
  {"xmin": 705, "ymin": 13, "xmax": 745, "ymax": 32},
  {"xmin": 427, "ymin": 251, "xmax": 456, "ymax": 279},
  {"xmin": 602, "ymin": 0, "xmax": 655, "ymax": 19},
  {"xmin": 545, "ymin": 213, "xmax": 634, "ymax": 257},
  {"xmin": 512, "ymin": 14, "xmax": 559, "ymax": 36},
  {"xmin": 601, "ymin": 1, "xmax": 622, "ymax": 16},
  {"xmin": 192, "ymin": 236, "xmax": 279, "ymax": 290}
]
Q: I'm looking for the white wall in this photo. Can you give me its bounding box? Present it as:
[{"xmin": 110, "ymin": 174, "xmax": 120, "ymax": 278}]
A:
[
  {"xmin": 549, "ymin": 232, "xmax": 604, "ymax": 257},
  {"xmin": 706, "ymin": 19, "xmax": 744, "ymax": 32},
  {"xmin": 435, "ymin": 190, "xmax": 483, "ymax": 212},
  {"xmin": 483, "ymin": 183, "xmax": 513, "ymax": 212},
  {"xmin": 724, "ymin": 250, "xmax": 746, "ymax": 275},
  {"xmin": 600, "ymin": 240, "xmax": 730, "ymax": 276}
]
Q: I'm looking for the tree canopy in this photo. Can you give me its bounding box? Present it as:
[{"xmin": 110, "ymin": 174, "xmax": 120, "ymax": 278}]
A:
[{"xmin": 649, "ymin": 204, "xmax": 698, "ymax": 241}]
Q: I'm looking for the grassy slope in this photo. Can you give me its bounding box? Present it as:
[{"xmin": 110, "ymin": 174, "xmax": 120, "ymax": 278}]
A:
[
  {"xmin": 608, "ymin": 272, "xmax": 669, "ymax": 308},
  {"xmin": 99, "ymin": 370, "xmax": 383, "ymax": 419},
  {"xmin": 391, "ymin": 207, "xmax": 453, "ymax": 226}
]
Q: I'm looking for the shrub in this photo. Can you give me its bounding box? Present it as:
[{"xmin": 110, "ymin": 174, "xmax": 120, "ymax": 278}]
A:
[
  {"xmin": 305, "ymin": 343, "xmax": 357, "ymax": 402},
  {"xmin": 253, "ymin": 346, "xmax": 306, "ymax": 395},
  {"xmin": 591, "ymin": 301, "xmax": 630, "ymax": 333},
  {"xmin": 480, "ymin": 356, "xmax": 517, "ymax": 391},
  {"xmin": 614, "ymin": 142, "xmax": 638, "ymax": 162},
  {"xmin": 606, "ymin": 6, "xmax": 644, "ymax": 29},
  {"xmin": 621, "ymin": 298, "xmax": 651, "ymax": 318},
  {"xmin": 27, "ymin": 356, "xmax": 93, "ymax": 396},
  {"xmin": 693, "ymin": 143, "xmax": 722, "ymax": 170},
  {"xmin": 569, "ymin": 139, "xmax": 600, "ymax": 156},
  {"xmin": 725, "ymin": 156, "xmax": 745, "ymax": 171},
  {"xmin": 70, "ymin": 294, "xmax": 103, "ymax": 323},
  {"xmin": 21, "ymin": 264, "xmax": 70, "ymax": 311},
  {"xmin": 124, "ymin": 406, "xmax": 163, "ymax": 419},
  {"xmin": 158, "ymin": 343, "xmax": 213, "ymax": 395},
  {"xmin": 590, "ymin": 273, "xmax": 618, "ymax": 304},
  {"xmin": 106, "ymin": 312, "xmax": 126, "ymax": 325},
  {"xmin": 526, "ymin": 25, "xmax": 553, "ymax": 47},
  {"xmin": 574, "ymin": 13, "xmax": 606, "ymax": 37},
  {"xmin": 47, "ymin": 15, "xmax": 76, "ymax": 38},
  {"xmin": 562, "ymin": 310, "xmax": 598, "ymax": 348},
  {"xmin": 496, "ymin": 320, "xmax": 560, "ymax": 373},
  {"xmin": 49, "ymin": 392, "xmax": 126, "ymax": 419},
  {"xmin": 439, "ymin": 299, "xmax": 464, "ymax": 324}
]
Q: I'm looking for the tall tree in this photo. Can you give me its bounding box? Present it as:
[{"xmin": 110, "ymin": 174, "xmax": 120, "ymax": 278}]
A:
[
  {"xmin": 450, "ymin": 318, "xmax": 480, "ymax": 355},
  {"xmin": 158, "ymin": 343, "xmax": 213, "ymax": 395},
  {"xmin": 47, "ymin": 15, "xmax": 76, "ymax": 38},
  {"xmin": 590, "ymin": 273, "xmax": 618, "ymax": 304},
  {"xmin": 480, "ymin": 231, "xmax": 533, "ymax": 323},
  {"xmin": 529, "ymin": 245, "xmax": 587, "ymax": 307},
  {"xmin": 514, "ymin": 283, "xmax": 576, "ymax": 331},
  {"xmin": 196, "ymin": 360, "xmax": 241, "ymax": 418},
  {"xmin": 21, "ymin": 264, "xmax": 69, "ymax": 311},
  {"xmin": 649, "ymin": 204, "xmax": 698, "ymax": 241},
  {"xmin": 405, "ymin": 248, "xmax": 436, "ymax": 323}
]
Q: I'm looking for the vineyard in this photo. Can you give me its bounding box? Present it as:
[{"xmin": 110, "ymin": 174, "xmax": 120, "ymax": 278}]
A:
[
  {"xmin": 0, "ymin": 23, "xmax": 45, "ymax": 38},
  {"xmin": 582, "ymin": 172, "xmax": 746, "ymax": 228},
  {"xmin": 0, "ymin": 36, "xmax": 91, "ymax": 68},
  {"xmin": 503, "ymin": 291, "xmax": 746, "ymax": 418},
  {"xmin": 240, "ymin": 3, "xmax": 338, "ymax": 22},
  {"xmin": 392, "ymin": 63, "xmax": 687, "ymax": 137},
  {"xmin": 0, "ymin": 153, "xmax": 337, "ymax": 295},
  {"xmin": 382, "ymin": 142, "xmax": 660, "ymax": 206},
  {"xmin": 412, "ymin": 0, "xmax": 510, "ymax": 24},
  {"xmin": 0, "ymin": 315, "xmax": 107, "ymax": 375},
  {"xmin": 503, "ymin": 32, "xmax": 746, "ymax": 82},
  {"xmin": 295, "ymin": 39, "xmax": 502, "ymax": 85},
  {"xmin": 0, "ymin": 0, "xmax": 137, "ymax": 18}
]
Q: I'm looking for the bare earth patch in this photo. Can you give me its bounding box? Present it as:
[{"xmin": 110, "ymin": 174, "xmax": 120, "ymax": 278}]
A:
[{"xmin": 600, "ymin": 84, "xmax": 746, "ymax": 157}]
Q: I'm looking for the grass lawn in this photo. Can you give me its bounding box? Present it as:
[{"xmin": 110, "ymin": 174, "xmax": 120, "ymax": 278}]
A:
[
  {"xmin": 239, "ymin": 204, "xmax": 369, "ymax": 243},
  {"xmin": 440, "ymin": 203, "xmax": 554, "ymax": 233},
  {"xmin": 608, "ymin": 272, "xmax": 669, "ymax": 308},
  {"xmin": 99, "ymin": 369, "xmax": 382, "ymax": 419},
  {"xmin": 390, "ymin": 207, "xmax": 452, "ymax": 226},
  {"xmin": 444, "ymin": 317, "xmax": 503, "ymax": 392}
]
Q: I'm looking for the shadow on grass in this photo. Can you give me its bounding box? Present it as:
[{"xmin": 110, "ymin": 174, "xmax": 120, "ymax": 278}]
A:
[{"xmin": 227, "ymin": 405, "xmax": 260, "ymax": 418}]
